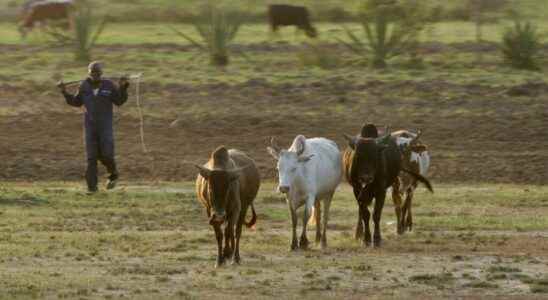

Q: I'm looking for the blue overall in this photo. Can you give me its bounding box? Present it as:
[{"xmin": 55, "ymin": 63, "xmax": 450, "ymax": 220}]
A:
[{"xmin": 63, "ymin": 78, "xmax": 128, "ymax": 190}]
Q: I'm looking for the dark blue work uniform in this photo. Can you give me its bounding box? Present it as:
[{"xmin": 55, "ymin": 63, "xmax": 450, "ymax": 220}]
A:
[{"xmin": 63, "ymin": 78, "xmax": 128, "ymax": 190}]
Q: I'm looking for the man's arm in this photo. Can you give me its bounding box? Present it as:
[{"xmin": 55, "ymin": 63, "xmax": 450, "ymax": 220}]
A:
[
  {"xmin": 111, "ymin": 78, "xmax": 129, "ymax": 106},
  {"xmin": 58, "ymin": 81, "xmax": 84, "ymax": 107}
]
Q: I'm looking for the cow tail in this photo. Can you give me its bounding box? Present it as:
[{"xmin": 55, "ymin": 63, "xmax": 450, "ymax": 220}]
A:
[
  {"xmin": 401, "ymin": 168, "xmax": 434, "ymax": 193},
  {"xmin": 244, "ymin": 203, "xmax": 257, "ymax": 229}
]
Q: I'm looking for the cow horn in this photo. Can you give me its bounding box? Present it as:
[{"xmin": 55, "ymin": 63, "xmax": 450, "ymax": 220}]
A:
[
  {"xmin": 411, "ymin": 129, "xmax": 423, "ymax": 144},
  {"xmin": 343, "ymin": 133, "xmax": 354, "ymax": 143},
  {"xmin": 270, "ymin": 137, "xmax": 281, "ymax": 152},
  {"xmin": 195, "ymin": 164, "xmax": 212, "ymax": 178},
  {"xmin": 343, "ymin": 133, "xmax": 357, "ymax": 149}
]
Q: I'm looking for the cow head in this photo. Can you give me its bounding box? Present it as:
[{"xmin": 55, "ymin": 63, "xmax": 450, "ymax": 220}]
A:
[
  {"xmin": 195, "ymin": 148, "xmax": 242, "ymax": 226},
  {"xmin": 267, "ymin": 135, "xmax": 313, "ymax": 194},
  {"xmin": 344, "ymin": 133, "xmax": 391, "ymax": 187}
]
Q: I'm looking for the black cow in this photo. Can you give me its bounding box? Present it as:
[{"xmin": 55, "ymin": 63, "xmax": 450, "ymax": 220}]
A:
[
  {"xmin": 342, "ymin": 123, "xmax": 433, "ymax": 247},
  {"xmin": 268, "ymin": 4, "xmax": 317, "ymax": 38}
]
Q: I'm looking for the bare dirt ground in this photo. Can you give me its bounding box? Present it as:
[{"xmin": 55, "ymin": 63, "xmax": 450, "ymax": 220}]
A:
[{"xmin": 1, "ymin": 72, "xmax": 547, "ymax": 184}]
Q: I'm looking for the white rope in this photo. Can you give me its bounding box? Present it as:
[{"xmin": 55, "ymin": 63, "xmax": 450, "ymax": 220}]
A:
[{"xmin": 135, "ymin": 75, "xmax": 148, "ymax": 153}]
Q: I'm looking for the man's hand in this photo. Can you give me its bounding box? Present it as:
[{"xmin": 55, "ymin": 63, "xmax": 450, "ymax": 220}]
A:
[
  {"xmin": 57, "ymin": 80, "xmax": 66, "ymax": 93},
  {"xmin": 119, "ymin": 76, "xmax": 130, "ymax": 90}
]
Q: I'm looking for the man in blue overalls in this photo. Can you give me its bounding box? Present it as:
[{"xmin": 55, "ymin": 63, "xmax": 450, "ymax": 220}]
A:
[{"xmin": 57, "ymin": 61, "xmax": 129, "ymax": 193}]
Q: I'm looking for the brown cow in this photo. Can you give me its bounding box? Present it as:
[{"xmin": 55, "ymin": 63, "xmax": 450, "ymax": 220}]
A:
[
  {"xmin": 19, "ymin": 0, "xmax": 74, "ymax": 37},
  {"xmin": 391, "ymin": 130, "xmax": 431, "ymax": 233},
  {"xmin": 195, "ymin": 146, "xmax": 260, "ymax": 267},
  {"xmin": 268, "ymin": 4, "xmax": 317, "ymax": 38}
]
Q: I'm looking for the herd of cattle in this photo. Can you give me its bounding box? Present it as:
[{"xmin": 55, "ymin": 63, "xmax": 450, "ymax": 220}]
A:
[
  {"xmin": 196, "ymin": 123, "xmax": 432, "ymax": 267},
  {"xmin": 18, "ymin": 1, "xmax": 431, "ymax": 268},
  {"xmin": 17, "ymin": 1, "xmax": 318, "ymax": 38}
]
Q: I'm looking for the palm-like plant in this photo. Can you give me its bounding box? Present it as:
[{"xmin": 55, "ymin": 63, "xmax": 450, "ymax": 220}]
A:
[
  {"xmin": 337, "ymin": 0, "xmax": 426, "ymax": 68},
  {"xmin": 46, "ymin": 1, "xmax": 107, "ymax": 62},
  {"xmin": 170, "ymin": 5, "xmax": 245, "ymax": 66},
  {"xmin": 501, "ymin": 21, "xmax": 542, "ymax": 70}
]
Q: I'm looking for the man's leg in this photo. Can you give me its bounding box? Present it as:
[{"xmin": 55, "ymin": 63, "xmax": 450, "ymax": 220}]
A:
[
  {"xmin": 98, "ymin": 129, "xmax": 118, "ymax": 190},
  {"xmin": 85, "ymin": 128, "xmax": 99, "ymax": 193}
]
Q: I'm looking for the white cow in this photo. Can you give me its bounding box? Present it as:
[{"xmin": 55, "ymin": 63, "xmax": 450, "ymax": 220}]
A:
[
  {"xmin": 267, "ymin": 135, "xmax": 342, "ymax": 250},
  {"xmin": 391, "ymin": 130, "xmax": 431, "ymax": 233}
]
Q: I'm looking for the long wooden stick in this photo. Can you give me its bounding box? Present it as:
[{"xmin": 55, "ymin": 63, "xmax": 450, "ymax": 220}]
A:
[{"xmin": 63, "ymin": 73, "xmax": 143, "ymax": 86}]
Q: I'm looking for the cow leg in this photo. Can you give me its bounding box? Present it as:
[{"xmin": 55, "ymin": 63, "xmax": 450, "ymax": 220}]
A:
[
  {"xmin": 300, "ymin": 197, "xmax": 314, "ymax": 250},
  {"xmin": 362, "ymin": 203, "xmax": 372, "ymax": 247},
  {"xmin": 353, "ymin": 186, "xmax": 364, "ymax": 240},
  {"xmin": 314, "ymin": 200, "xmax": 321, "ymax": 245},
  {"xmin": 373, "ymin": 191, "xmax": 386, "ymax": 248},
  {"xmin": 392, "ymin": 179, "xmax": 404, "ymax": 235},
  {"xmin": 233, "ymin": 205, "xmax": 248, "ymax": 265},
  {"xmin": 223, "ymin": 221, "xmax": 234, "ymax": 261},
  {"xmin": 213, "ymin": 225, "xmax": 224, "ymax": 267},
  {"xmin": 321, "ymin": 193, "xmax": 333, "ymax": 249},
  {"xmin": 405, "ymin": 188, "xmax": 414, "ymax": 231},
  {"xmin": 288, "ymin": 201, "xmax": 298, "ymax": 251}
]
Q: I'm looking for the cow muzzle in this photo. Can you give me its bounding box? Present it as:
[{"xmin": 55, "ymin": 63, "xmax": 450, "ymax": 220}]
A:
[
  {"xmin": 209, "ymin": 213, "xmax": 225, "ymax": 226},
  {"xmin": 360, "ymin": 176, "xmax": 374, "ymax": 187},
  {"xmin": 278, "ymin": 186, "xmax": 290, "ymax": 194}
]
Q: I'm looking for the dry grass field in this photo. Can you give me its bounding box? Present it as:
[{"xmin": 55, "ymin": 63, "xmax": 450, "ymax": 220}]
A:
[{"xmin": 1, "ymin": 0, "xmax": 547, "ymax": 298}]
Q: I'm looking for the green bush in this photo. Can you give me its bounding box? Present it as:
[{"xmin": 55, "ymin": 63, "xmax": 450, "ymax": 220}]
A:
[
  {"xmin": 170, "ymin": 5, "xmax": 245, "ymax": 67},
  {"xmin": 337, "ymin": 0, "xmax": 427, "ymax": 68},
  {"xmin": 501, "ymin": 20, "xmax": 542, "ymax": 70}
]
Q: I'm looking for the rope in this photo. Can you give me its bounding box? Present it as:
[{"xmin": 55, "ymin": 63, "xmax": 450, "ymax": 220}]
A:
[{"xmin": 135, "ymin": 75, "xmax": 148, "ymax": 153}]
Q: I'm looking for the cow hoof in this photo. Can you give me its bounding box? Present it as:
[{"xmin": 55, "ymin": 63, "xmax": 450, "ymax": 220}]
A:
[
  {"xmin": 290, "ymin": 240, "xmax": 299, "ymax": 251},
  {"xmin": 233, "ymin": 257, "xmax": 241, "ymax": 265},
  {"xmin": 373, "ymin": 239, "xmax": 382, "ymax": 248},
  {"xmin": 215, "ymin": 260, "xmax": 225, "ymax": 268},
  {"xmin": 299, "ymin": 239, "xmax": 309, "ymax": 250},
  {"xmin": 320, "ymin": 241, "xmax": 327, "ymax": 250}
]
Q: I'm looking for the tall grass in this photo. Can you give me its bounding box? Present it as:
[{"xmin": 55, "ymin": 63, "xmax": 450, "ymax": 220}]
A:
[
  {"xmin": 46, "ymin": 1, "xmax": 107, "ymax": 62},
  {"xmin": 170, "ymin": 5, "xmax": 245, "ymax": 67}
]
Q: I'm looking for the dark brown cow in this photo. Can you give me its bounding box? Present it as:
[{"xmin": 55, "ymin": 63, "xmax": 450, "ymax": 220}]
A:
[
  {"xmin": 391, "ymin": 130, "xmax": 431, "ymax": 233},
  {"xmin": 343, "ymin": 123, "xmax": 433, "ymax": 247},
  {"xmin": 268, "ymin": 4, "xmax": 317, "ymax": 38},
  {"xmin": 19, "ymin": 0, "xmax": 74, "ymax": 37},
  {"xmin": 195, "ymin": 146, "xmax": 260, "ymax": 267}
]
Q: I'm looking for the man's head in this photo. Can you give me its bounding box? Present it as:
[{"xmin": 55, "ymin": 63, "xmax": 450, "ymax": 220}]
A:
[{"xmin": 88, "ymin": 61, "xmax": 103, "ymax": 83}]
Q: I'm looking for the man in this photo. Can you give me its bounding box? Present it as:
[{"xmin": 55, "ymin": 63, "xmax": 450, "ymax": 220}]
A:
[{"xmin": 57, "ymin": 61, "xmax": 129, "ymax": 193}]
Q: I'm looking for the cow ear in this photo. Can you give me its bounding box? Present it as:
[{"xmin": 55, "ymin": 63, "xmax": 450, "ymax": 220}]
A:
[
  {"xmin": 267, "ymin": 147, "xmax": 279, "ymax": 160},
  {"xmin": 195, "ymin": 165, "xmax": 211, "ymax": 179},
  {"xmin": 294, "ymin": 135, "xmax": 306, "ymax": 156},
  {"xmin": 298, "ymin": 154, "xmax": 314, "ymax": 163}
]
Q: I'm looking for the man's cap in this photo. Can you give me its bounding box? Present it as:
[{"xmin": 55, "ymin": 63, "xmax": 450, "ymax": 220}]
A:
[{"xmin": 88, "ymin": 61, "xmax": 103, "ymax": 73}]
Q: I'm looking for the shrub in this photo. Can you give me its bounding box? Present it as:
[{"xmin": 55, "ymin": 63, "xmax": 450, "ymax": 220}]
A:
[
  {"xmin": 337, "ymin": 0, "xmax": 427, "ymax": 68},
  {"xmin": 501, "ymin": 20, "xmax": 542, "ymax": 70},
  {"xmin": 170, "ymin": 5, "xmax": 246, "ymax": 67}
]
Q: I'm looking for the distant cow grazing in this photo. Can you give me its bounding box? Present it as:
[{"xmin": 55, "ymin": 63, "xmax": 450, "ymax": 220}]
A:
[
  {"xmin": 391, "ymin": 130, "xmax": 431, "ymax": 233},
  {"xmin": 19, "ymin": 0, "xmax": 74, "ymax": 37},
  {"xmin": 268, "ymin": 135, "xmax": 342, "ymax": 250},
  {"xmin": 268, "ymin": 4, "xmax": 317, "ymax": 38},
  {"xmin": 195, "ymin": 146, "xmax": 260, "ymax": 267},
  {"xmin": 343, "ymin": 123, "xmax": 433, "ymax": 247}
]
